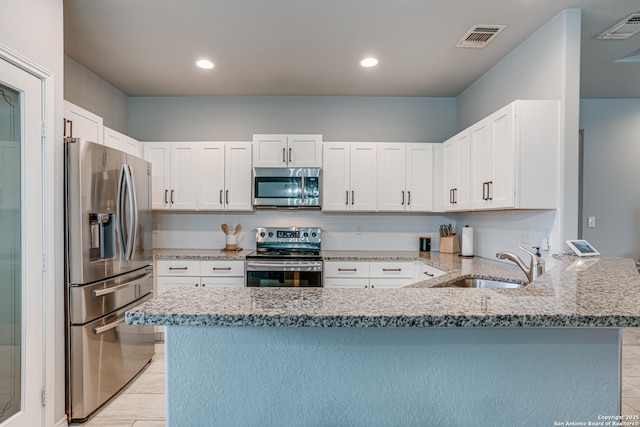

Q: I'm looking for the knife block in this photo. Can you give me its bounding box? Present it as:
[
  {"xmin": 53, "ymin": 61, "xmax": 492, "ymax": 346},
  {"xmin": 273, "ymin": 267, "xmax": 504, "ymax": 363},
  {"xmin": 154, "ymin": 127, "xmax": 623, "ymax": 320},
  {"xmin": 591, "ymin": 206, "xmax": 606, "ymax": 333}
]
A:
[{"xmin": 439, "ymin": 235, "xmax": 460, "ymax": 254}]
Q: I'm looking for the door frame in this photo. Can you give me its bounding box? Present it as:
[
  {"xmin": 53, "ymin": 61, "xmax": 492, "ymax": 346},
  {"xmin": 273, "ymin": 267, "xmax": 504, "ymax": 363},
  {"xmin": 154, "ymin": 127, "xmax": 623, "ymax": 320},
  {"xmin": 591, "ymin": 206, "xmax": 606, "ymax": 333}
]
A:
[{"xmin": 0, "ymin": 44, "xmax": 57, "ymax": 427}]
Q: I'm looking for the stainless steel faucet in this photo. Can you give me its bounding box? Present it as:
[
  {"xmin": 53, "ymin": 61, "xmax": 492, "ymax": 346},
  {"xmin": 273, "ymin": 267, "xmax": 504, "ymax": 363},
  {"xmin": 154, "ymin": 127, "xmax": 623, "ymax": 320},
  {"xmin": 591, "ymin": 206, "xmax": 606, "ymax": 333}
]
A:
[{"xmin": 496, "ymin": 245, "xmax": 545, "ymax": 283}]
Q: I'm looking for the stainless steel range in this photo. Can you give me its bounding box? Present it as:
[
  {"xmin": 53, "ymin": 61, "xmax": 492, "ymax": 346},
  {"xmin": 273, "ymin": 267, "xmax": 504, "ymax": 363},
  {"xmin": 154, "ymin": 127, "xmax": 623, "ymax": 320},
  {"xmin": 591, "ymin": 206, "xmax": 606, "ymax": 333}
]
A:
[{"xmin": 246, "ymin": 227, "xmax": 323, "ymax": 287}]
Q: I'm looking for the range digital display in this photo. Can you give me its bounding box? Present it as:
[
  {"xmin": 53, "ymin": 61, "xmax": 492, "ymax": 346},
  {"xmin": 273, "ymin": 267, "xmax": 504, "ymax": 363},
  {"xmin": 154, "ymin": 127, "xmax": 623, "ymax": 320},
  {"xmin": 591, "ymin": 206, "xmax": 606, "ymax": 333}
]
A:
[{"xmin": 277, "ymin": 230, "xmax": 299, "ymax": 239}]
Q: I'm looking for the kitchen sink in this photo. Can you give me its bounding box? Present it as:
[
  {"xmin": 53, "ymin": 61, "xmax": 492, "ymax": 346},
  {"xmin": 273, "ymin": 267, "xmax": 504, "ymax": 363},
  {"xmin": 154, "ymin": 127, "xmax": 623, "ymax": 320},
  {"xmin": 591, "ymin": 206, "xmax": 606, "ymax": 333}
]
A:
[{"xmin": 442, "ymin": 278, "xmax": 525, "ymax": 289}]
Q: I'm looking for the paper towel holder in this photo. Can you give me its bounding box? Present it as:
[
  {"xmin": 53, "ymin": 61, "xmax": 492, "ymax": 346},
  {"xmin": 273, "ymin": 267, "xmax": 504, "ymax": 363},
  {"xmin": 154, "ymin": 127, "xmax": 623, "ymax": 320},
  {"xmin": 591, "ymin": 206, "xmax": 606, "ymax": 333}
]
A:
[{"xmin": 460, "ymin": 225, "xmax": 475, "ymax": 258}]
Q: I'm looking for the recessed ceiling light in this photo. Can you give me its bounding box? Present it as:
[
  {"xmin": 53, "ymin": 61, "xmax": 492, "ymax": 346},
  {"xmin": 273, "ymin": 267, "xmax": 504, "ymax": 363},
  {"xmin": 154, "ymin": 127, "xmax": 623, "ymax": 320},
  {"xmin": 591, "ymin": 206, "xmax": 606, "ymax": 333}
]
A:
[
  {"xmin": 196, "ymin": 59, "xmax": 215, "ymax": 70},
  {"xmin": 360, "ymin": 57, "xmax": 379, "ymax": 67}
]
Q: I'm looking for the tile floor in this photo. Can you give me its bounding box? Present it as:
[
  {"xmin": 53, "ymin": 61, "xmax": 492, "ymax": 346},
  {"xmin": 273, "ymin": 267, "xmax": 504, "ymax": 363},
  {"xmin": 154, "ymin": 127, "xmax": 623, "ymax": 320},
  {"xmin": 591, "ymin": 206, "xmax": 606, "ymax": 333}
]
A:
[{"xmin": 80, "ymin": 329, "xmax": 640, "ymax": 426}]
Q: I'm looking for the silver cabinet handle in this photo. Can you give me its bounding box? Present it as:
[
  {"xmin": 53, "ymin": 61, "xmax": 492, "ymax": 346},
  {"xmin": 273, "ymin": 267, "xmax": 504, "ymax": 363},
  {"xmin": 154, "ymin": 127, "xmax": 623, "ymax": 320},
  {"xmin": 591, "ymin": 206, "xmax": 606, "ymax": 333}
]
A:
[
  {"xmin": 283, "ymin": 148, "xmax": 286, "ymax": 163},
  {"xmin": 407, "ymin": 191, "xmax": 411, "ymax": 205},
  {"xmin": 289, "ymin": 147, "xmax": 292, "ymax": 163},
  {"xmin": 212, "ymin": 267, "xmax": 232, "ymax": 271},
  {"xmin": 424, "ymin": 271, "xmax": 434, "ymax": 277},
  {"xmin": 92, "ymin": 271, "xmax": 152, "ymax": 297},
  {"xmin": 346, "ymin": 190, "xmax": 349, "ymax": 205},
  {"xmin": 401, "ymin": 191, "xmax": 405, "ymax": 205},
  {"xmin": 171, "ymin": 189, "xmax": 175, "ymax": 204},
  {"xmin": 338, "ymin": 268, "xmax": 357, "ymax": 272},
  {"xmin": 482, "ymin": 182, "xmax": 488, "ymax": 200},
  {"xmin": 382, "ymin": 268, "xmax": 402, "ymax": 272},
  {"xmin": 226, "ymin": 190, "xmax": 229, "ymax": 204},
  {"xmin": 351, "ymin": 191, "xmax": 354, "ymax": 205},
  {"xmin": 165, "ymin": 189, "xmax": 168, "ymax": 204},
  {"xmin": 169, "ymin": 267, "xmax": 189, "ymax": 270},
  {"xmin": 488, "ymin": 181, "xmax": 493, "ymax": 200},
  {"xmin": 93, "ymin": 317, "xmax": 125, "ymax": 335},
  {"xmin": 453, "ymin": 188, "xmax": 457, "ymax": 204},
  {"xmin": 219, "ymin": 190, "xmax": 223, "ymax": 204},
  {"xmin": 449, "ymin": 189, "xmax": 454, "ymax": 204}
]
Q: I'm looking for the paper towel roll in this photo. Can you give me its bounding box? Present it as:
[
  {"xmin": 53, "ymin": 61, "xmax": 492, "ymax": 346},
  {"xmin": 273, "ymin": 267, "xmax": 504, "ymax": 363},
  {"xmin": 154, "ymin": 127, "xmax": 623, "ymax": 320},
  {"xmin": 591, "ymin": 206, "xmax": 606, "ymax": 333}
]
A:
[{"xmin": 461, "ymin": 225, "xmax": 474, "ymax": 256}]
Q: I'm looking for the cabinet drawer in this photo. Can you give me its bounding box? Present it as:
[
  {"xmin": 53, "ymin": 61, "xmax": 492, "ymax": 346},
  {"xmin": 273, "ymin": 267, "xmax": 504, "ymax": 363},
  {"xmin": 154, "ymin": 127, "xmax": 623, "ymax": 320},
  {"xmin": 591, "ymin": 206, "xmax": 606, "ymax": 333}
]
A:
[
  {"xmin": 157, "ymin": 276, "xmax": 201, "ymax": 294},
  {"xmin": 422, "ymin": 264, "xmax": 447, "ymax": 279},
  {"xmin": 200, "ymin": 260, "xmax": 245, "ymax": 277},
  {"xmin": 324, "ymin": 261, "xmax": 369, "ymax": 278},
  {"xmin": 369, "ymin": 262, "xmax": 413, "ymax": 278},
  {"xmin": 323, "ymin": 278, "xmax": 369, "ymax": 289},
  {"xmin": 369, "ymin": 278, "xmax": 414, "ymax": 288},
  {"xmin": 156, "ymin": 260, "xmax": 201, "ymax": 276},
  {"xmin": 200, "ymin": 277, "xmax": 245, "ymax": 288}
]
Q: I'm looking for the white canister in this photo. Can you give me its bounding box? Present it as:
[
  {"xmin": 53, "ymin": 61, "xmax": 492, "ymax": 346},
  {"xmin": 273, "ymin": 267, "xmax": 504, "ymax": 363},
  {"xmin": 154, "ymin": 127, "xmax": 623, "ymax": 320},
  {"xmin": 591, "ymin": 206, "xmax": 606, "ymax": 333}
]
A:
[{"xmin": 461, "ymin": 225, "xmax": 474, "ymax": 257}]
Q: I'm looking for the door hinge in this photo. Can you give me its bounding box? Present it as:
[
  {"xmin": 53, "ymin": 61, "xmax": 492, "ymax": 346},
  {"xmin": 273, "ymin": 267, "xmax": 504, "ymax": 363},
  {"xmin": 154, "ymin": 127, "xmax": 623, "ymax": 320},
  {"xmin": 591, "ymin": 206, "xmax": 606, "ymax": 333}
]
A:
[
  {"xmin": 42, "ymin": 254, "xmax": 47, "ymax": 272},
  {"xmin": 41, "ymin": 388, "xmax": 48, "ymax": 406}
]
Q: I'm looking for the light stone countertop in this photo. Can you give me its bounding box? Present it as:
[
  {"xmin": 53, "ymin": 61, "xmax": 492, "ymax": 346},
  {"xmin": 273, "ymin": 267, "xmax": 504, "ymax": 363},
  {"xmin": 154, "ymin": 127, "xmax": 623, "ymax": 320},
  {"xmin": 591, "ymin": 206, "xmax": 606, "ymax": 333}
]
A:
[
  {"xmin": 154, "ymin": 248, "xmax": 253, "ymax": 260},
  {"xmin": 130, "ymin": 250, "xmax": 640, "ymax": 328}
]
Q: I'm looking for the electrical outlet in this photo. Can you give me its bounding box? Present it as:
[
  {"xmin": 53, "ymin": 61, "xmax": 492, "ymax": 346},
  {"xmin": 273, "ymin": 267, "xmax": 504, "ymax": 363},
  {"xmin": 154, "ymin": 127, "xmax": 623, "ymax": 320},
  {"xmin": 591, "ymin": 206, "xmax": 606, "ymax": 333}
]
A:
[
  {"xmin": 587, "ymin": 216, "xmax": 596, "ymax": 228},
  {"xmin": 519, "ymin": 229, "xmax": 532, "ymax": 244},
  {"xmin": 355, "ymin": 224, "xmax": 363, "ymax": 235}
]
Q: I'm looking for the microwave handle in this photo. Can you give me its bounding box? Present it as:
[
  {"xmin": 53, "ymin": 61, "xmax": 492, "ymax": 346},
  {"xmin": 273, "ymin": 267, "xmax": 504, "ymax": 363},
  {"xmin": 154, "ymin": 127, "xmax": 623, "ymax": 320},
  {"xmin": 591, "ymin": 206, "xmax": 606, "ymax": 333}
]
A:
[{"xmin": 301, "ymin": 173, "xmax": 305, "ymax": 202}]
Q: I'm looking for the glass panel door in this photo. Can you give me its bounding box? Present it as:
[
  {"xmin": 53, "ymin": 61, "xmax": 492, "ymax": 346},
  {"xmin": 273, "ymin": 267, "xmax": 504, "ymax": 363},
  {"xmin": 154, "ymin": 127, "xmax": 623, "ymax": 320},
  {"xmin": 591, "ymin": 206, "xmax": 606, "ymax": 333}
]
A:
[
  {"xmin": 0, "ymin": 82, "xmax": 21, "ymax": 424},
  {"xmin": 0, "ymin": 57, "xmax": 43, "ymax": 427}
]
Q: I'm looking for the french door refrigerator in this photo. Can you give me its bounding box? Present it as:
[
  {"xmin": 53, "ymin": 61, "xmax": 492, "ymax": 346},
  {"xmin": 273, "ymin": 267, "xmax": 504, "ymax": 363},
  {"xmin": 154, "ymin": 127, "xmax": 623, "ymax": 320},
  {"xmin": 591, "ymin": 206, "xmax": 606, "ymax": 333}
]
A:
[{"xmin": 64, "ymin": 138, "xmax": 154, "ymax": 423}]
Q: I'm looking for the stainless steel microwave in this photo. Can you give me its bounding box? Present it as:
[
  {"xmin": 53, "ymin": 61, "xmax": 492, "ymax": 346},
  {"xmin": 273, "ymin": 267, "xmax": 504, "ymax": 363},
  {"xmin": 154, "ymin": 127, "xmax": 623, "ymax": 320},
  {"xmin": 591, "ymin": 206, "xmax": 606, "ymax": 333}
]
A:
[{"xmin": 253, "ymin": 168, "xmax": 321, "ymax": 208}]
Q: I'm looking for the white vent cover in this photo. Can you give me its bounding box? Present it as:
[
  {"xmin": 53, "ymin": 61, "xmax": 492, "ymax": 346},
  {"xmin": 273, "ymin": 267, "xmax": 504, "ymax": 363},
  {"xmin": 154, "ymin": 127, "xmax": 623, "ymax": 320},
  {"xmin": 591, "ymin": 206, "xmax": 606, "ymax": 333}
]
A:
[
  {"xmin": 596, "ymin": 13, "xmax": 640, "ymax": 40},
  {"xmin": 456, "ymin": 25, "xmax": 506, "ymax": 48}
]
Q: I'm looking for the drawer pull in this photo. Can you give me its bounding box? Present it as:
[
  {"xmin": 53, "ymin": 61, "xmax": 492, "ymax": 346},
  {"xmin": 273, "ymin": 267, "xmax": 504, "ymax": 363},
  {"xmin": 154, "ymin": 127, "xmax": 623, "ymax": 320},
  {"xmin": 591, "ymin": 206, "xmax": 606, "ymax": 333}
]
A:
[
  {"xmin": 382, "ymin": 268, "xmax": 402, "ymax": 272},
  {"xmin": 424, "ymin": 271, "xmax": 434, "ymax": 277},
  {"xmin": 338, "ymin": 268, "xmax": 357, "ymax": 272},
  {"xmin": 169, "ymin": 267, "xmax": 189, "ymax": 270},
  {"xmin": 212, "ymin": 267, "xmax": 232, "ymax": 271}
]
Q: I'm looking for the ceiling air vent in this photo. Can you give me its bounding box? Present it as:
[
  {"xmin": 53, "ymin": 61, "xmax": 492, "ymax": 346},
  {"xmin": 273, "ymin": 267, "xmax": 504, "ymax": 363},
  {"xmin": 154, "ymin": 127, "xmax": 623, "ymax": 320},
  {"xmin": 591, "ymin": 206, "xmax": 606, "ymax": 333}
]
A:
[
  {"xmin": 456, "ymin": 25, "xmax": 506, "ymax": 48},
  {"xmin": 596, "ymin": 13, "xmax": 640, "ymax": 40}
]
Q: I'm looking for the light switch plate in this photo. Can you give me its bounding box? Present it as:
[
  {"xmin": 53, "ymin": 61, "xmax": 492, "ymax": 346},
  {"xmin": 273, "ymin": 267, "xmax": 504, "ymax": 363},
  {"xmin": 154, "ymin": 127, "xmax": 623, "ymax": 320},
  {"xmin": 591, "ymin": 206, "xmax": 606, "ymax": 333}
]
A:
[{"xmin": 587, "ymin": 216, "xmax": 596, "ymax": 228}]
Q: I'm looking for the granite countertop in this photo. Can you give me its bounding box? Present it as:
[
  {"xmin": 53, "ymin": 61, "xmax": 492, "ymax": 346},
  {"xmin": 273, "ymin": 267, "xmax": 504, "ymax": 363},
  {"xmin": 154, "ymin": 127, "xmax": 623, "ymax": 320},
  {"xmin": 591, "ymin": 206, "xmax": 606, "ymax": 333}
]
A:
[
  {"xmin": 154, "ymin": 248, "xmax": 253, "ymax": 260},
  {"xmin": 130, "ymin": 250, "xmax": 640, "ymax": 328}
]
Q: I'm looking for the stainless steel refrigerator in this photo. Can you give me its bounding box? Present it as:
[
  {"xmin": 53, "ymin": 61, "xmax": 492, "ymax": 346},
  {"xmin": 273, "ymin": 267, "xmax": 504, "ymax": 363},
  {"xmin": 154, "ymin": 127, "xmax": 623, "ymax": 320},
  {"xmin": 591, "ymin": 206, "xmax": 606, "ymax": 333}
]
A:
[{"xmin": 64, "ymin": 138, "xmax": 155, "ymax": 423}]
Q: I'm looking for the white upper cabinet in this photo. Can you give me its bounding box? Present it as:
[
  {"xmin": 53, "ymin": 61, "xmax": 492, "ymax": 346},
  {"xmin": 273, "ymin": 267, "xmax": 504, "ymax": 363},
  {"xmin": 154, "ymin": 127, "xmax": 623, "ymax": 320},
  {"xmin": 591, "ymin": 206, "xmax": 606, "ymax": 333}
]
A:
[
  {"xmin": 143, "ymin": 142, "xmax": 198, "ymax": 210},
  {"xmin": 378, "ymin": 143, "xmax": 434, "ymax": 212},
  {"xmin": 252, "ymin": 134, "xmax": 322, "ymax": 167},
  {"xmin": 322, "ymin": 142, "xmax": 377, "ymax": 212},
  {"xmin": 443, "ymin": 130, "xmax": 471, "ymax": 211},
  {"xmin": 469, "ymin": 100, "xmax": 559, "ymax": 210},
  {"xmin": 63, "ymin": 100, "xmax": 103, "ymax": 143},
  {"xmin": 103, "ymin": 126, "xmax": 142, "ymax": 157},
  {"xmin": 197, "ymin": 142, "xmax": 252, "ymax": 211}
]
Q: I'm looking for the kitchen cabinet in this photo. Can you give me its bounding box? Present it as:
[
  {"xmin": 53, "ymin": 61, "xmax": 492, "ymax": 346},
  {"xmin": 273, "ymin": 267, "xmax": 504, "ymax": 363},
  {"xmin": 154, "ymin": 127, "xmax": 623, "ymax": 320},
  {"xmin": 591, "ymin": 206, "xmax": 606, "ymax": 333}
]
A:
[
  {"xmin": 197, "ymin": 142, "xmax": 252, "ymax": 211},
  {"xmin": 324, "ymin": 260, "xmax": 415, "ymax": 289},
  {"xmin": 63, "ymin": 100, "xmax": 103, "ymax": 143},
  {"xmin": 378, "ymin": 143, "xmax": 434, "ymax": 212},
  {"xmin": 322, "ymin": 142, "xmax": 377, "ymax": 212},
  {"xmin": 252, "ymin": 134, "xmax": 322, "ymax": 167},
  {"xmin": 442, "ymin": 130, "xmax": 471, "ymax": 211},
  {"xmin": 143, "ymin": 142, "xmax": 198, "ymax": 210},
  {"xmin": 104, "ymin": 126, "xmax": 141, "ymax": 157},
  {"xmin": 413, "ymin": 262, "xmax": 447, "ymax": 283},
  {"xmin": 470, "ymin": 100, "xmax": 559, "ymax": 210},
  {"xmin": 156, "ymin": 259, "xmax": 245, "ymax": 293}
]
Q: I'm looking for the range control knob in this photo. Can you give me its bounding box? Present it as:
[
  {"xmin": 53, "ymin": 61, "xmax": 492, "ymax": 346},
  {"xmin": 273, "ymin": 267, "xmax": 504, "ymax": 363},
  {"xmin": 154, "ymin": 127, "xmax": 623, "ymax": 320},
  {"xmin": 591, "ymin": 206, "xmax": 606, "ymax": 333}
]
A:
[
  {"xmin": 303, "ymin": 232, "xmax": 309, "ymax": 237},
  {"xmin": 268, "ymin": 232, "xmax": 274, "ymax": 237},
  {"xmin": 259, "ymin": 232, "xmax": 266, "ymax": 237},
  {"xmin": 311, "ymin": 232, "xmax": 317, "ymax": 238}
]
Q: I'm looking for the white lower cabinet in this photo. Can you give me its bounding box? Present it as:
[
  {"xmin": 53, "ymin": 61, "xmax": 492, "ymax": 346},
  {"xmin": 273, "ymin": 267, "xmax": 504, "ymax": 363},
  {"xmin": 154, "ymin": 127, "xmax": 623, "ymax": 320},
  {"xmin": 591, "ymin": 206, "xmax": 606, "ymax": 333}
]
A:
[
  {"xmin": 324, "ymin": 260, "xmax": 415, "ymax": 289},
  {"xmin": 156, "ymin": 259, "xmax": 245, "ymax": 294},
  {"xmin": 413, "ymin": 262, "xmax": 447, "ymax": 283}
]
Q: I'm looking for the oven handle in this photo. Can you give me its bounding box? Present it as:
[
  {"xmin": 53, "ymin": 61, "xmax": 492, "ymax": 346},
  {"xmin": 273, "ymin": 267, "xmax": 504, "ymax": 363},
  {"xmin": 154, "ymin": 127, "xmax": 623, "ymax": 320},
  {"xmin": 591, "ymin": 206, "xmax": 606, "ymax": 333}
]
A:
[{"xmin": 247, "ymin": 262, "xmax": 323, "ymax": 271}]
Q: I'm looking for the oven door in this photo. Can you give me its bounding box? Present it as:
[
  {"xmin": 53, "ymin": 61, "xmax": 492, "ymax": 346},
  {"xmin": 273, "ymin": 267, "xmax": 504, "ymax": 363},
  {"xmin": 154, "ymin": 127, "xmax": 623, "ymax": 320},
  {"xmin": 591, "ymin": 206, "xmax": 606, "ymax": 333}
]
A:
[{"xmin": 246, "ymin": 260, "xmax": 323, "ymax": 287}]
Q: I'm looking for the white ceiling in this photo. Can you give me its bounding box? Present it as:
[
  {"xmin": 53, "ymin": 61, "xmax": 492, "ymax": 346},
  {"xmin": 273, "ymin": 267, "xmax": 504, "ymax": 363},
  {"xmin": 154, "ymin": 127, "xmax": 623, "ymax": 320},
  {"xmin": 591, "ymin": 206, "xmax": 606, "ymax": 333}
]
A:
[{"xmin": 64, "ymin": 0, "xmax": 640, "ymax": 98}]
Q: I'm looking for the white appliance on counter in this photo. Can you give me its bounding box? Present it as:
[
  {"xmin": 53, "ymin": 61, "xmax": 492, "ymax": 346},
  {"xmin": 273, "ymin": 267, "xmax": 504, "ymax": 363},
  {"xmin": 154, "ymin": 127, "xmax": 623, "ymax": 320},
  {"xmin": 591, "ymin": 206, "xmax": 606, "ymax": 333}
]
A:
[{"xmin": 64, "ymin": 138, "xmax": 155, "ymax": 423}]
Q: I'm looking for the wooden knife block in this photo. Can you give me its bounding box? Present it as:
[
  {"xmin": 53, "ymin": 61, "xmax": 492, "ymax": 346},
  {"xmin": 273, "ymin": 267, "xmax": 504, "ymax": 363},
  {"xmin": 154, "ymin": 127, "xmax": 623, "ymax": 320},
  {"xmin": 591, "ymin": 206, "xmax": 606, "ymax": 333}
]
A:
[{"xmin": 439, "ymin": 235, "xmax": 460, "ymax": 254}]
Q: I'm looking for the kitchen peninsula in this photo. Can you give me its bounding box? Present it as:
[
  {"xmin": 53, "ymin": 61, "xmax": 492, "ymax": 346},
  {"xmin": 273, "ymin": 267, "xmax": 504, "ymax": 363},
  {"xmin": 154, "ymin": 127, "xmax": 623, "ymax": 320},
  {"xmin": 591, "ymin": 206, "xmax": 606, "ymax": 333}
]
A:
[{"xmin": 127, "ymin": 253, "xmax": 640, "ymax": 426}]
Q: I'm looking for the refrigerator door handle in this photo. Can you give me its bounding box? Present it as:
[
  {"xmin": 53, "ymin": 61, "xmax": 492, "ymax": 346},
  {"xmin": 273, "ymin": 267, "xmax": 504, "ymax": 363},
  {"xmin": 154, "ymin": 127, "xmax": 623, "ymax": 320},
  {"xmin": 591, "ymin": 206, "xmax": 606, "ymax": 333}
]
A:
[
  {"xmin": 116, "ymin": 165, "xmax": 128, "ymax": 259},
  {"xmin": 91, "ymin": 270, "xmax": 152, "ymax": 297},
  {"xmin": 92, "ymin": 317, "xmax": 126, "ymax": 335},
  {"xmin": 125, "ymin": 164, "xmax": 139, "ymax": 261}
]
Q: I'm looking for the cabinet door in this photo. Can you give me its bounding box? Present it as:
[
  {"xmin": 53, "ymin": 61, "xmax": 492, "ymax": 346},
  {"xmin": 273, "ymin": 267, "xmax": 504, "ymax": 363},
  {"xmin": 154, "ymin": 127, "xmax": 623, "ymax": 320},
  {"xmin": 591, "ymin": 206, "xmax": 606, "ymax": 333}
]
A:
[
  {"xmin": 324, "ymin": 261, "xmax": 370, "ymax": 278},
  {"xmin": 224, "ymin": 143, "xmax": 253, "ymax": 211},
  {"xmin": 288, "ymin": 134, "xmax": 322, "ymax": 167},
  {"xmin": 63, "ymin": 100, "xmax": 103, "ymax": 143},
  {"xmin": 470, "ymin": 120, "xmax": 492, "ymax": 209},
  {"xmin": 444, "ymin": 132, "xmax": 470, "ymax": 211},
  {"xmin": 322, "ymin": 143, "xmax": 350, "ymax": 211},
  {"xmin": 405, "ymin": 143, "xmax": 433, "ymax": 212},
  {"xmin": 144, "ymin": 143, "xmax": 171, "ymax": 210},
  {"xmin": 103, "ymin": 126, "xmax": 124, "ymax": 151},
  {"xmin": 349, "ymin": 143, "xmax": 377, "ymax": 211},
  {"xmin": 377, "ymin": 143, "xmax": 406, "ymax": 212},
  {"xmin": 199, "ymin": 277, "xmax": 245, "ymax": 288},
  {"xmin": 252, "ymin": 134, "xmax": 288, "ymax": 167},
  {"xmin": 487, "ymin": 105, "xmax": 515, "ymax": 209},
  {"xmin": 323, "ymin": 278, "xmax": 369, "ymax": 289},
  {"xmin": 443, "ymin": 137, "xmax": 458, "ymax": 210},
  {"xmin": 170, "ymin": 143, "xmax": 198, "ymax": 210},
  {"xmin": 123, "ymin": 135, "xmax": 141, "ymax": 158},
  {"xmin": 157, "ymin": 276, "xmax": 202, "ymax": 295},
  {"xmin": 197, "ymin": 142, "xmax": 226, "ymax": 210}
]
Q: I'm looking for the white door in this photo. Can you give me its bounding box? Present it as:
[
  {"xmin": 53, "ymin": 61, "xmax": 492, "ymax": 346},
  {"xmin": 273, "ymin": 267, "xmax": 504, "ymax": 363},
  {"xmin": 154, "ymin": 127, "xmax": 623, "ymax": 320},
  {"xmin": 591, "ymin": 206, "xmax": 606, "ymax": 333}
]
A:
[
  {"xmin": 406, "ymin": 143, "xmax": 433, "ymax": 212},
  {"xmin": 170, "ymin": 143, "xmax": 198, "ymax": 210},
  {"xmin": 0, "ymin": 58, "xmax": 44, "ymax": 427},
  {"xmin": 225, "ymin": 142, "xmax": 252, "ymax": 211},
  {"xmin": 321, "ymin": 143, "xmax": 350, "ymax": 211},
  {"xmin": 287, "ymin": 134, "xmax": 322, "ymax": 167},
  {"xmin": 252, "ymin": 134, "xmax": 287, "ymax": 167},
  {"xmin": 377, "ymin": 143, "xmax": 406, "ymax": 212},
  {"xmin": 197, "ymin": 142, "xmax": 226, "ymax": 210},
  {"xmin": 349, "ymin": 143, "xmax": 377, "ymax": 211},
  {"xmin": 63, "ymin": 100, "xmax": 103, "ymax": 143},
  {"xmin": 144, "ymin": 143, "xmax": 171, "ymax": 210},
  {"xmin": 488, "ymin": 105, "xmax": 515, "ymax": 209}
]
